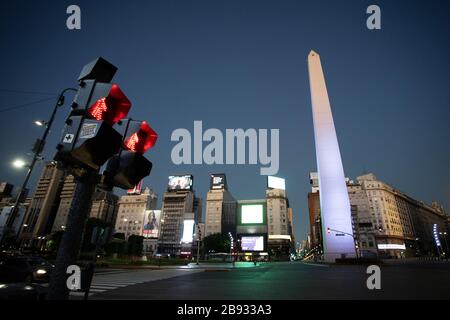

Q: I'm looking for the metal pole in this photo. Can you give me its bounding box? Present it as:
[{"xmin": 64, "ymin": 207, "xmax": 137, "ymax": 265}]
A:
[
  {"xmin": 329, "ymin": 228, "xmax": 359, "ymax": 259},
  {"xmin": 46, "ymin": 171, "xmax": 98, "ymax": 300},
  {"xmin": 196, "ymin": 240, "xmax": 200, "ymax": 265},
  {"xmin": 1, "ymin": 88, "xmax": 77, "ymax": 246}
]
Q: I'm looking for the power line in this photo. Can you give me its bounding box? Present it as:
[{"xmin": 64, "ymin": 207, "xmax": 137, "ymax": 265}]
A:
[
  {"xmin": 0, "ymin": 89, "xmax": 56, "ymax": 96},
  {"xmin": 0, "ymin": 96, "xmax": 57, "ymax": 113}
]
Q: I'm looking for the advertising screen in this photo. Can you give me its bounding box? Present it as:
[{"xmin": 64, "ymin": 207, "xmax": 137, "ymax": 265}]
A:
[
  {"xmin": 210, "ymin": 174, "xmax": 227, "ymax": 190},
  {"xmin": 142, "ymin": 210, "xmax": 161, "ymax": 238},
  {"xmin": 241, "ymin": 236, "xmax": 264, "ymax": 251},
  {"xmin": 168, "ymin": 175, "xmax": 193, "ymax": 191},
  {"xmin": 267, "ymin": 176, "xmax": 286, "ymax": 190},
  {"xmin": 241, "ymin": 204, "xmax": 264, "ymax": 224},
  {"xmin": 181, "ymin": 219, "xmax": 195, "ymax": 243}
]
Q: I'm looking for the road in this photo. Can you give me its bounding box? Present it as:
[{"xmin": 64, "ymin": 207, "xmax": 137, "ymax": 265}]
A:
[{"xmin": 74, "ymin": 261, "xmax": 450, "ymax": 300}]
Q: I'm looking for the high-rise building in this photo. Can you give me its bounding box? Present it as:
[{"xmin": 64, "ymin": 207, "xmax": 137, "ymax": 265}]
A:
[
  {"xmin": 205, "ymin": 174, "xmax": 237, "ymax": 237},
  {"xmin": 114, "ymin": 187, "xmax": 157, "ymax": 240},
  {"xmin": 308, "ymin": 50, "xmax": 356, "ymax": 262},
  {"xmin": 0, "ymin": 182, "xmax": 13, "ymax": 200},
  {"xmin": 0, "ymin": 182, "xmax": 14, "ymax": 214},
  {"xmin": 51, "ymin": 175, "xmax": 76, "ymax": 232},
  {"xmin": 89, "ymin": 190, "xmax": 119, "ymax": 225},
  {"xmin": 308, "ymin": 172, "xmax": 449, "ymax": 258},
  {"xmin": 0, "ymin": 202, "xmax": 30, "ymax": 241},
  {"xmin": 266, "ymin": 176, "xmax": 294, "ymax": 260},
  {"xmin": 158, "ymin": 175, "xmax": 202, "ymax": 255},
  {"xmin": 20, "ymin": 161, "xmax": 64, "ymax": 247}
]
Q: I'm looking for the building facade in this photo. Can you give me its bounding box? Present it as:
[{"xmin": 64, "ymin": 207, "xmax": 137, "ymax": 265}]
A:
[
  {"xmin": 20, "ymin": 161, "xmax": 64, "ymax": 247},
  {"xmin": 89, "ymin": 190, "xmax": 119, "ymax": 226},
  {"xmin": 266, "ymin": 179, "xmax": 294, "ymax": 260},
  {"xmin": 308, "ymin": 172, "xmax": 449, "ymax": 258},
  {"xmin": 114, "ymin": 188, "xmax": 157, "ymax": 240},
  {"xmin": 51, "ymin": 175, "xmax": 76, "ymax": 232},
  {"xmin": 205, "ymin": 174, "xmax": 237, "ymax": 237},
  {"xmin": 158, "ymin": 175, "xmax": 202, "ymax": 255}
]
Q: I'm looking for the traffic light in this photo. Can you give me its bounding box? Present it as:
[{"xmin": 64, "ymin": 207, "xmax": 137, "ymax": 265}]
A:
[
  {"xmin": 55, "ymin": 58, "xmax": 132, "ymax": 172},
  {"xmin": 102, "ymin": 119, "xmax": 158, "ymax": 189},
  {"xmin": 197, "ymin": 224, "xmax": 202, "ymax": 241},
  {"xmin": 327, "ymin": 227, "xmax": 331, "ymax": 234}
]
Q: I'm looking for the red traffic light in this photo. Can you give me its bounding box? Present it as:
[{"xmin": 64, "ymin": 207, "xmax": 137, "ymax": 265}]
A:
[
  {"xmin": 87, "ymin": 84, "xmax": 131, "ymax": 125},
  {"xmin": 124, "ymin": 121, "xmax": 158, "ymax": 154}
]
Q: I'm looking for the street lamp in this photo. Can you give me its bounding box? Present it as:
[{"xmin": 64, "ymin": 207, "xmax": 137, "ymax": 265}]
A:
[
  {"xmin": 1, "ymin": 87, "xmax": 77, "ymax": 247},
  {"xmin": 327, "ymin": 227, "xmax": 359, "ymax": 259},
  {"xmin": 12, "ymin": 159, "xmax": 27, "ymax": 169},
  {"xmin": 439, "ymin": 232, "xmax": 449, "ymax": 256},
  {"xmin": 34, "ymin": 120, "xmax": 47, "ymax": 127}
]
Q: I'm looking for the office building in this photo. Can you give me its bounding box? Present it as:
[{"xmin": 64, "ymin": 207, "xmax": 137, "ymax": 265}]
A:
[
  {"xmin": 20, "ymin": 161, "xmax": 64, "ymax": 247},
  {"xmin": 89, "ymin": 190, "xmax": 119, "ymax": 225},
  {"xmin": 266, "ymin": 176, "xmax": 294, "ymax": 260},
  {"xmin": 114, "ymin": 187, "xmax": 157, "ymax": 240},
  {"xmin": 51, "ymin": 175, "xmax": 76, "ymax": 232},
  {"xmin": 308, "ymin": 172, "xmax": 449, "ymax": 258},
  {"xmin": 158, "ymin": 175, "xmax": 202, "ymax": 255},
  {"xmin": 205, "ymin": 174, "xmax": 237, "ymax": 237}
]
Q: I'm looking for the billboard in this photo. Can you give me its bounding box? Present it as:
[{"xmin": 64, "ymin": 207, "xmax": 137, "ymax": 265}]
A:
[
  {"xmin": 181, "ymin": 219, "xmax": 195, "ymax": 243},
  {"xmin": 210, "ymin": 174, "xmax": 227, "ymax": 190},
  {"xmin": 377, "ymin": 244, "xmax": 406, "ymax": 250},
  {"xmin": 142, "ymin": 210, "xmax": 161, "ymax": 238},
  {"xmin": 167, "ymin": 175, "xmax": 193, "ymax": 191},
  {"xmin": 241, "ymin": 236, "xmax": 264, "ymax": 251},
  {"xmin": 267, "ymin": 176, "xmax": 285, "ymax": 190},
  {"xmin": 241, "ymin": 204, "xmax": 264, "ymax": 224}
]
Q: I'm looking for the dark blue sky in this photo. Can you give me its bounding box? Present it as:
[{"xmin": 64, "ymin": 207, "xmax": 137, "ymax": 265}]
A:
[{"xmin": 1, "ymin": 0, "xmax": 449, "ymax": 242}]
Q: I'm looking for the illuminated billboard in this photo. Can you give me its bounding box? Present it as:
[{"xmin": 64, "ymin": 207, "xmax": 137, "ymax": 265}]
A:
[
  {"xmin": 142, "ymin": 210, "xmax": 161, "ymax": 239},
  {"xmin": 377, "ymin": 244, "xmax": 406, "ymax": 250},
  {"xmin": 168, "ymin": 175, "xmax": 193, "ymax": 191},
  {"xmin": 181, "ymin": 219, "xmax": 195, "ymax": 243},
  {"xmin": 241, "ymin": 204, "xmax": 264, "ymax": 224},
  {"xmin": 241, "ymin": 236, "xmax": 264, "ymax": 251},
  {"xmin": 210, "ymin": 174, "xmax": 227, "ymax": 190},
  {"xmin": 267, "ymin": 176, "xmax": 285, "ymax": 190}
]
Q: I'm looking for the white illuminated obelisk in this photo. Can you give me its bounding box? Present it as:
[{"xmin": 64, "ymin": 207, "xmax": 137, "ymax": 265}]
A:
[{"xmin": 308, "ymin": 50, "xmax": 356, "ymax": 262}]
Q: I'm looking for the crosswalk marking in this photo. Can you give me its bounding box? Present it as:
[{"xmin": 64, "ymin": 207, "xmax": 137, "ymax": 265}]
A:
[{"xmin": 69, "ymin": 268, "xmax": 203, "ymax": 299}]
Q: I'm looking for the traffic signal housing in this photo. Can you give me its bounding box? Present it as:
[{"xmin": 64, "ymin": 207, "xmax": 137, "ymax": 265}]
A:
[
  {"xmin": 55, "ymin": 79, "xmax": 131, "ymax": 172},
  {"xmin": 102, "ymin": 119, "xmax": 158, "ymax": 189}
]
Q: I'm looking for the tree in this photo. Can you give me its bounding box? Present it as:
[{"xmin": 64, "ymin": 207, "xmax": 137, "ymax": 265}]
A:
[
  {"xmin": 127, "ymin": 235, "xmax": 144, "ymax": 256},
  {"xmin": 203, "ymin": 233, "xmax": 230, "ymax": 253}
]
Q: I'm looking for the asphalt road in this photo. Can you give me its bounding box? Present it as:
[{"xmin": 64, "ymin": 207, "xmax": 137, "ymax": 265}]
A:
[{"xmin": 87, "ymin": 261, "xmax": 450, "ymax": 300}]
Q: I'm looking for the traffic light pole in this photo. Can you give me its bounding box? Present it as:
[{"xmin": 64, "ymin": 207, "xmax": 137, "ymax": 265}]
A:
[
  {"xmin": 196, "ymin": 240, "xmax": 201, "ymax": 265},
  {"xmin": 46, "ymin": 171, "xmax": 98, "ymax": 300},
  {"xmin": 0, "ymin": 88, "xmax": 77, "ymax": 248}
]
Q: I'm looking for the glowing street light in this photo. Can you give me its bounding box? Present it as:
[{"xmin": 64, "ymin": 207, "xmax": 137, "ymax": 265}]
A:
[
  {"xmin": 34, "ymin": 120, "xmax": 47, "ymax": 127},
  {"xmin": 12, "ymin": 159, "xmax": 27, "ymax": 169}
]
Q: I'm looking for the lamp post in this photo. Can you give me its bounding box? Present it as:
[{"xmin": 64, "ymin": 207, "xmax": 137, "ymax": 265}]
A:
[
  {"xmin": 439, "ymin": 232, "xmax": 449, "ymax": 257},
  {"xmin": 1, "ymin": 88, "xmax": 77, "ymax": 247},
  {"xmin": 327, "ymin": 227, "xmax": 359, "ymax": 259}
]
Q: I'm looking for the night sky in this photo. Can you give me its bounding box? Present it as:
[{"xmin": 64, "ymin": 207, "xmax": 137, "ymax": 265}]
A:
[{"xmin": 0, "ymin": 0, "xmax": 449, "ymax": 242}]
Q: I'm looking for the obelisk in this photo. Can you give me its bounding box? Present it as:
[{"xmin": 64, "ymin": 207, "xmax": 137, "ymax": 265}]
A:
[{"xmin": 308, "ymin": 50, "xmax": 356, "ymax": 262}]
